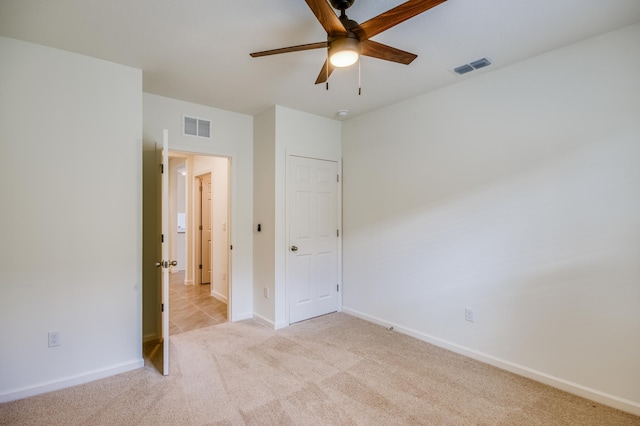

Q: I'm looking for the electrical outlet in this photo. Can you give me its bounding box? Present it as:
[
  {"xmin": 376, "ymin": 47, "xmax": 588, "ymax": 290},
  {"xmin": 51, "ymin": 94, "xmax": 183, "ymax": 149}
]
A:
[
  {"xmin": 48, "ymin": 331, "xmax": 60, "ymax": 347},
  {"xmin": 465, "ymin": 308, "xmax": 475, "ymax": 322},
  {"xmin": 264, "ymin": 287, "xmax": 269, "ymax": 299}
]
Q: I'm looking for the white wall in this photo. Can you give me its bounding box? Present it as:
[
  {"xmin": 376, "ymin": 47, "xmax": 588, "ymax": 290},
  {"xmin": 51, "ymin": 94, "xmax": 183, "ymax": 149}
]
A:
[
  {"xmin": 342, "ymin": 23, "xmax": 640, "ymax": 414},
  {"xmin": 253, "ymin": 105, "xmax": 342, "ymax": 328},
  {"xmin": 143, "ymin": 93, "xmax": 253, "ymax": 321},
  {"xmin": 253, "ymin": 107, "xmax": 277, "ymax": 322},
  {"xmin": 0, "ymin": 37, "xmax": 143, "ymax": 401},
  {"xmin": 211, "ymin": 157, "xmax": 230, "ymax": 302},
  {"xmin": 169, "ymin": 157, "xmax": 187, "ymax": 271}
]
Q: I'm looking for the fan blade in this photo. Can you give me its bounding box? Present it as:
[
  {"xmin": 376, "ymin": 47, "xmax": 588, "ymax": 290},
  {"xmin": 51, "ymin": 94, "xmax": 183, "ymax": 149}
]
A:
[
  {"xmin": 360, "ymin": 40, "xmax": 417, "ymax": 65},
  {"xmin": 305, "ymin": 0, "xmax": 348, "ymax": 36},
  {"xmin": 250, "ymin": 41, "xmax": 328, "ymax": 58},
  {"xmin": 354, "ymin": 0, "xmax": 447, "ymax": 40},
  {"xmin": 315, "ymin": 59, "xmax": 335, "ymax": 84}
]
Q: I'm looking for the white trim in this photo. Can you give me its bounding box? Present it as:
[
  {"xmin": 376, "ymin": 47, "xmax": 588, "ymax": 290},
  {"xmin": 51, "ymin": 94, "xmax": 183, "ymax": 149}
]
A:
[
  {"xmin": 252, "ymin": 312, "xmax": 275, "ymax": 328},
  {"xmin": 342, "ymin": 307, "xmax": 640, "ymax": 416},
  {"xmin": 231, "ymin": 311, "xmax": 253, "ymax": 322},
  {"xmin": 143, "ymin": 332, "xmax": 159, "ymax": 343},
  {"xmin": 0, "ymin": 359, "xmax": 144, "ymax": 403},
  {"xmin": 211, "ymin": 290, "xmax": 228, "ymax": 304},
  {"xmin": 251, "ymin": 312, "xmax": 288, "ymax": 330},
  {"xmin": 274, "ymin": 321, "xmax": 289, "ymax": 330}
]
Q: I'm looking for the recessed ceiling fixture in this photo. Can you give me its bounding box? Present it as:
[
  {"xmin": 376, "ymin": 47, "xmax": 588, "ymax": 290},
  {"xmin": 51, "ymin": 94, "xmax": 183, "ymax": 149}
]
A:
[
  {"xmin": 249, "ymin": 0, "xmax": 448, "ymax": 85},
  {"xmin": 336, "ymin": 109, "xmax": 349, "ymax": 118},
  {"xmin": 452, "ymin": 57, "xmax": 492, "ymax": 75}
]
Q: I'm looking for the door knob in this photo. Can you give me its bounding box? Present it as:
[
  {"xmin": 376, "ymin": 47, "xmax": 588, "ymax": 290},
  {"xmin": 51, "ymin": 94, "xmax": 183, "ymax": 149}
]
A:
[
  {"xmin": 290, "ymin": 245, "xmax": 298, "ymax": 252},
  {"xmin": 169, "ymin": 260, "xmax": 178, "ymax": 266}
]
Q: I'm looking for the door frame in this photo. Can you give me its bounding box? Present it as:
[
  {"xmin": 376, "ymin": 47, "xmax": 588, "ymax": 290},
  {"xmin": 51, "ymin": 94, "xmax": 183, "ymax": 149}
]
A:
[
  {"xmin": 194, "ymin": 172, "xmax": 212, "ymax": 286},
  {"xmin": 284, "ymin": 153, "xmax": 343, "ymax": 327},
  {"xmin": 174, "ymin": 152, "xmax": 232, "ymax": 321}
]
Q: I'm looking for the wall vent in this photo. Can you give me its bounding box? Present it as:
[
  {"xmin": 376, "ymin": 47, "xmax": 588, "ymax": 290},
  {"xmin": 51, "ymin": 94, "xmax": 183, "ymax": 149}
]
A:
[
  {"xmin": 183, "ymin": 115, "xmax": 211, "ymax": 139},
  {"xmin": 452, "ymin": 57, "xmax": 492, "ymax": 75}
]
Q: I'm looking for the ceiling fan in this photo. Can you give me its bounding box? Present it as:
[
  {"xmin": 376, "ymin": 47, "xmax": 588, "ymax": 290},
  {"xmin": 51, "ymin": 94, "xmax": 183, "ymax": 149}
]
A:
[{"xmin": 250, "ymin": 0, "xmax": 448, "ymax": 85}]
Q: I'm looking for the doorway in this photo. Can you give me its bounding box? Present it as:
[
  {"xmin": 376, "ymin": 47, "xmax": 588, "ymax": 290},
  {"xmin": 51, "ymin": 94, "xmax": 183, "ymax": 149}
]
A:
[
  {"xmin": 167, "ymin": 152, "xmax": 230, "ymax": 335},
  {"xmin": 142, "ymin": 135, "xmax": 235, "ymax": 375}
]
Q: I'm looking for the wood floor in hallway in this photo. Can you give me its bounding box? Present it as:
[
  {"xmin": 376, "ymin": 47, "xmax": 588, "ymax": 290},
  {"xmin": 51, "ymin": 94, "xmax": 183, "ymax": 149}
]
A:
[{"xmin": 169, "ymin": 270, "xmax": 227, "ymax": 335}]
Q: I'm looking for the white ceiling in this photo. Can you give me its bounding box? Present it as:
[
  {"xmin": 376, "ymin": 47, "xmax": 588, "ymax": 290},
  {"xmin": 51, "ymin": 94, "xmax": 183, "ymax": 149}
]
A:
[{"xmin": 1, "ymin": 0, "xmax": 639, "ymax": 119}]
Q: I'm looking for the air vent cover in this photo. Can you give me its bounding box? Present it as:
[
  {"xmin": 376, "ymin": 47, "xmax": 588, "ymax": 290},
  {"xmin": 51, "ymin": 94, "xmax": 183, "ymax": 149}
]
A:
[
  {"xmin": 452, "ymin": 57, "xmax": 492, "ymax": 75},
  {"xmin": 470, "ymin": 58, "xmax": 491, "ymax": 70},
  {"xmin": 183, "ymin": 115, "xmax": 211, "ymax": 139},
  {"xmin": 453, "ymin": 64, "xmax": 474, "ymax": 75}
]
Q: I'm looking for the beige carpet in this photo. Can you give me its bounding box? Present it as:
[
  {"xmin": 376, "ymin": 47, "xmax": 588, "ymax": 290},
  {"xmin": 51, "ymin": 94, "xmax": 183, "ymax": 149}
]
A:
[{"xmin": 1, "ymin": 313, "xmax": 638, "ymax": 425}]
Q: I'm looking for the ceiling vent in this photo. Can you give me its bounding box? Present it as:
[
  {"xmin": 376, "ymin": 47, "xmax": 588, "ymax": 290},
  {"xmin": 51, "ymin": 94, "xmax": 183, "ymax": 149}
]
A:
[
  {"xmin": 452, "ymin": 57, "xmax": 492, "ymax": 75},
  {"xmin": 183, "ymin": 115, "xmax": 211, "ymax": 139}
]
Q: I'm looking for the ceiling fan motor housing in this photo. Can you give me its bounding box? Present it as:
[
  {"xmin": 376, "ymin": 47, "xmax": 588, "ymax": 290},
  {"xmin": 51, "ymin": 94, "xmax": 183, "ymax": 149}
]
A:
[
  {"xmin": 339, "ymin": 15, "xmax": 359, "ymax": 31},
  {"xmin": 329, "ymin": 32, "xmax": 360, "ymax": 51},
  {"xmin": 330, "ymin": 0, "xmax": 355, "ymax": 11}
]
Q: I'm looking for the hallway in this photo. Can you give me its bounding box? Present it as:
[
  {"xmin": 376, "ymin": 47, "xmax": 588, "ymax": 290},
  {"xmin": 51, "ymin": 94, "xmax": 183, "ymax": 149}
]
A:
[{"xmin": 169, "ymin": 271, "xmax": 227, "ymax": 335}]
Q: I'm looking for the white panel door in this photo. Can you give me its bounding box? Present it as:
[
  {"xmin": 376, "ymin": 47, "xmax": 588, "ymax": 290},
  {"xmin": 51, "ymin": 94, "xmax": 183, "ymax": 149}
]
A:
[
  {"xmin": 201, "ymin": 173, "xmax": 212, "ymax": 284},
  {"xmin": 161, "ymin": 129, "xmax": 170, "ymax": 375},
  {"xmin": 289, "ymin": 156, "xmax": 339, "ymax": 324}
]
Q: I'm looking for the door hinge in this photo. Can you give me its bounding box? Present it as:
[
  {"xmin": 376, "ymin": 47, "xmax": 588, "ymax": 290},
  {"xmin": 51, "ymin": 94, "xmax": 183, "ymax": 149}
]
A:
[
  {"xmin": 199, "ymin": 264, "xmax": 202, "ymax": 270},
  {"xmin": 230, "ymin": 245, "xmax": 233, "ymax": 250},
  {"xmin": 337, "ymin": 284, "xmax": 339, "ymax": 292},
  {"xmin": 161, "ymin": 234, "xmax": 164, "ymax": 243},
  {"xmin": 161, "ymin": 303, "xmax": 164, "ymax": 312},
  {"xmin": 199, "ymin": 225, "xmax": 203, "ymax": 231},
  {"xmin": 337, "ymin": 174, "xmax": 340, "ymax": 182},
  {"xmin": 160, "ymin": 164, "xmax": 164, "ymax": 174},
  {"xmin": 337, "ymin": 229, "xmax": 340, "ymax": 237}
]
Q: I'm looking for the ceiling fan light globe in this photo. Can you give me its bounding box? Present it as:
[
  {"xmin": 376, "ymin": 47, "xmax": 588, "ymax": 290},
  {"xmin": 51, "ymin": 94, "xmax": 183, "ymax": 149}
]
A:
[
  {"xmin": 329, "ymin": 36, "xmax": 360, "ymax": 67},
  {"xmin": 330, "ymin": 50, "xmax": 359, "ymax": 67}
]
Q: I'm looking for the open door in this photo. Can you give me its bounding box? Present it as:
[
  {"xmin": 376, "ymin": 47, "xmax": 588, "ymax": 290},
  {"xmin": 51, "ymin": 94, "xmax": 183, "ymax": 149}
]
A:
[
  {"xmin": 142, "ymin": 129, "xmax": 171, "ymax": 375},
  {"xmin": 159, "ymin": 129, "xmax": 170, "ymax": 375}
]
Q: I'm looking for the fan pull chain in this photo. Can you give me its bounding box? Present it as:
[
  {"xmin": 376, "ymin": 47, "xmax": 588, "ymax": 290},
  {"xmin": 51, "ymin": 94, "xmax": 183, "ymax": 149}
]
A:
[
  {"xmin": 358, "ymin": 59, "xmax": 362, "ymax": 95},
  {"xmin": 326, "ymin": 50, "xmax": 330, "ymax": 91}
]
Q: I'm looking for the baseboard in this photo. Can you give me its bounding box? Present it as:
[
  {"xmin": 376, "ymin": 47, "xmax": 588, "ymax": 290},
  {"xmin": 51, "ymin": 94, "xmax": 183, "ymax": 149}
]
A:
[
  {"xmin": 274, "ymin": 321, "xmax": 289, "ymax": 330},
  {"xmin": 184, "ymin": 279, "xmax": 194, "ymax": 286},
  {"xmin": 252, "ymin": 313, "xmax": 276, "ymax": 329},
  {"xmin": 211, "ymin": 290, "xmax": 228, "ymax": 304},
  {"xmin": 231, "ymin": 311, "xmax": 253, "ymax": 322},
  {"xmin": 342, "ymin": 307, "xmax": 640, "ymax": 416},
  {"xmin": 143, "ymin": 333, "xmax": 159, "ymax": 343},
  {"xmin": 0, "ymin": 358, "xmax": 144, "ymax": 403}
]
